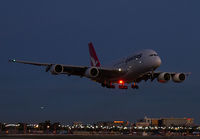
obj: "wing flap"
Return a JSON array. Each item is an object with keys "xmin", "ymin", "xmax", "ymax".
[{"xmin": 62, "ymin": 66, "xmax": 88, "ymax": 76}]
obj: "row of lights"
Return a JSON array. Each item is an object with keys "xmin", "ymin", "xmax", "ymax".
[{"xmin": 3, "ymin": 124, "xmax": 200, "ymax": 131}]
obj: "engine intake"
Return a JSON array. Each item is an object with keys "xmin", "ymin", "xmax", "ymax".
[
  {"xmin": 157, "ymin": 72, "xmax": 171, "ymax": 83},
  {"xmin": 172, "ymin": 73, "xmax": 186, "ymax": 83},
  {"xmin": 50, "ymin": 64, "xmax": 63, "ymax": 75},
  {"xmin": 85, "ymin": 67, "xmax": 99, "ymax": 78}
]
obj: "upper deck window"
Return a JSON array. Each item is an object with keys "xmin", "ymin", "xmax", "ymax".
[
  {"xmin": 135, "ymin": 54, "xmax": 142, "ymax": 59},
  {"xmin": 150, "ymin": 54, "xmax": 158, "ymax": 56},
  {"xmin": 125, "ymin": 53, "xmax": 142, "ymax": 63}
]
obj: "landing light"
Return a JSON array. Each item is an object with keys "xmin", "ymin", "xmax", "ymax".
[
  {"xmin": 118, "ymin": 68, "xmax": 122, "ymax": 71},
  {"xmin": 119, "ymin": 80, "xmax": 124, "ymax": 84}
]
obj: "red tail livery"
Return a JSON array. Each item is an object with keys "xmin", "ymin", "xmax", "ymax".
[{"xmin": 88, "ymin": 42, "xmax": 101, "ymax": 67}]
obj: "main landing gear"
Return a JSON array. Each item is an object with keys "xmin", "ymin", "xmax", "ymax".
[
  {"xmin": 118, "ymin": 81, "xmax": 139, "ymax": 89},
  {"xmin": 118, "ymin": 84, "xmax": 139, "ymax": 89},
  {"xmin": 101, "ymin": 81, "xmax": 139, "ymax": 89},
  {"xmin": 101, "ymin": 83, "xmax": 115, "ymax": 89},
  {"xmin": 131, "ymin": 82, "xmax": 139, "ymax": 89},
  {"xmin": 118, "ymin": 85, "xmax": 128, "ymax": 89}
]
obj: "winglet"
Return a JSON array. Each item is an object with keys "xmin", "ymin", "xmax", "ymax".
[{"xmin": 88, "ymin": 42, "xmax": 101, "ymax": 67}]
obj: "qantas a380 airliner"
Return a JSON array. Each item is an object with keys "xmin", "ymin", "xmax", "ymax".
[{"xmin": 9, "ymin": 42, "xmax": 190, "ymax": 89}]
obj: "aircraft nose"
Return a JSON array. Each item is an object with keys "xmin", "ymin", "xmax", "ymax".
[{"xmin": 155, "ymin": 56, "xmax": 162, "ymax": 67}]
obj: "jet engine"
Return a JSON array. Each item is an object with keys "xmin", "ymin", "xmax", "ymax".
[
  {"xmin": 157, "ymin": 72, "xmax": 171, "ymax": 83},
  {"xmin": 85, "ymin": 67, "xmax": 100, "ymax": 78},
  {"xmin": 172, "ymin": 73, "xmax": 186, "ymax": 83},
  {"xmin": 50, "ymin": 64, "xmax": 64, "ymax": 75}
]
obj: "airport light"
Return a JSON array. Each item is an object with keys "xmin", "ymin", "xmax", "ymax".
[
  {"xmin": 138, "ymin": 126, "xmax": 142, "ymax": 129},
  {"xmin": 134, "ymin": 127, "xmax": 137, "ymax": 129},
  {"xmin": 124, "ymin": 127, "xmax": 128, "ymax": 129},
  {"xmin": 34, "ymin": 124, "xmax": 39, "ymax": 128},
  {"xmin": 5, "ymin": 124, "xmax": 17, "ymax": 127}
]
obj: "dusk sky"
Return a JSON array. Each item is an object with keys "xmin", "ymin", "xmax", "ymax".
[{"xmin": 1, "ymin": 0, "xmax": 200, "ymax": 124}]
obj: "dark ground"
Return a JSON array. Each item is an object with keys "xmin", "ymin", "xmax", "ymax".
[{"xmin": 0, "ymin": 135, "xmax": 200, "ymax": 139}]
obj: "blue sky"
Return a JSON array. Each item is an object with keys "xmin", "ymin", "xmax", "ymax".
[{"xmin": 0, "ymin": 0, "xmax": 200, "ymax": 124}]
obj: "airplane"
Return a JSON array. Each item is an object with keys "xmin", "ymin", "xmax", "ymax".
[{"xmin": 9, "ymin": 42, "xmax": 190, "ymax": 89}]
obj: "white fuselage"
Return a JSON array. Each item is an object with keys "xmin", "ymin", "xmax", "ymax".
[{"xmin": 111, "ymin": 49, "xmax": 162, "ymax": 83}]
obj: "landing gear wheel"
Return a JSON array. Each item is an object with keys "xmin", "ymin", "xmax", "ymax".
[
  {"xmin": 103, "ymin": 82, "xmax": 115, "ymax": 89},
  {"xmin": 135, "ymin": 85, "xmax": 139, "ymax": 89},
  {"xmin": 101, "ymin": 83, "xmax": 106, "ymax": 87},
  {"xmin": 131, "ymin": 83, "xmax": 139, "ymax": 89}
]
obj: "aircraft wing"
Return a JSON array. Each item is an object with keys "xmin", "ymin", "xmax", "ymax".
[
  {"xmin": 9, "ymin": 59, "xmax": 51, "ymax": 66},
  {"xmin": 9, "ymin": 59, "xmax": 126, "ymax": 79},
  {"xmin": 9, "ymin": 59, "xmax": 88, "ymax": 76}
]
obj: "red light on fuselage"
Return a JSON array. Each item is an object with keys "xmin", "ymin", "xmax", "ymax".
[{"xmin": 119, "ymin": 80, "xmax": 124, "ymax": 84}]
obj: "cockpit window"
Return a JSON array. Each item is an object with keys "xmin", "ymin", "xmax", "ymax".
[{"xmin": 150, "ymin": 54, "xmax": 158, "ymax": 56}]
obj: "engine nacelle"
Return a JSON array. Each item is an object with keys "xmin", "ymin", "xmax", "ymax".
[
  {"xmin": 172, "ymin": 73, "xmax": 186, "ymax": 83},
  {"xmin": 50, "ymin": 64, "xmax": 63, "ymax": 75},
  {"xmin": 157, "ymin": 72, "xmax": 171, "ymax": 83},
  {"xmin": 85, "ymin": 67, "xmax": 99, "ymax": 78}
]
